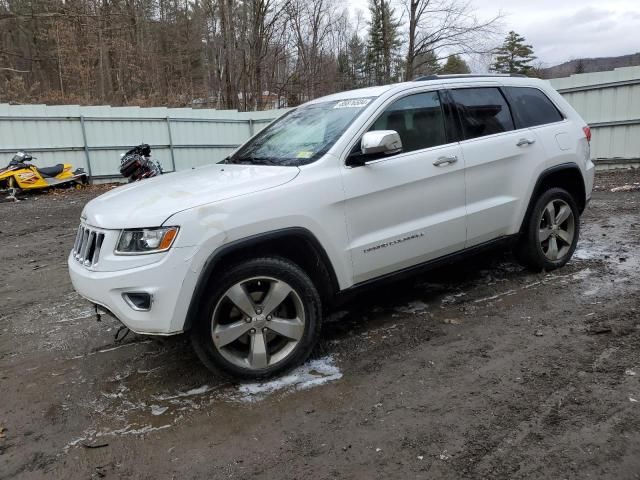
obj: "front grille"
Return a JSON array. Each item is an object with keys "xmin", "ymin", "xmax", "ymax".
[{"xmin": 72, "ymin": 225, "xmax": 105, "ymax": 267}]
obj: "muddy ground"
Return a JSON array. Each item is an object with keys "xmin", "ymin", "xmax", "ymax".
[{"xmin": 1, "ymin": 170, "xmax": 639, "ymax": 480}]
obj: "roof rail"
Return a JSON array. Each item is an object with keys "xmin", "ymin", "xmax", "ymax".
[{"xmin": 413, "ymin": 73, "xmax": 528, "ymax": 81}]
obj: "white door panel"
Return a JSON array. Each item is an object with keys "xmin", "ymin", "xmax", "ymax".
[
  {"xmin": 463, "ymin": 130, "xmax": 546, "ymax": 246},
  {"xmin": 342, "ymin": 143, "xmax": 466, "ymax": 284}
]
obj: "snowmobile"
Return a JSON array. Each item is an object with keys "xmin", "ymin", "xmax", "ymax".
[
  {"xmin": 119, "ymin": 144, "xmax": 163, "ymax": 182},
  {"xmin": 0, "ymin": 151, "xmax": 88, "ymax": 201}
]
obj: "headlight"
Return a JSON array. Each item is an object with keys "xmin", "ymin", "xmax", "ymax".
[{"xmin": 115, "ymin": 226, "xmax": 179, "ymax": 255}]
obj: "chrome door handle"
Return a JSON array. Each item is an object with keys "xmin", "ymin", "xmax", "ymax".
[
  {"xmin": 433, "ymin": 155, "xmax": 458, "ymax": 167},
  {"xmin": 517, "ymin": 138, "xmax": 536, "ymax": 147}
]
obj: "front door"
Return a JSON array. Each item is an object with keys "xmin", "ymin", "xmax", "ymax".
[{"xmin": 340, "ymin": 90, "xmax": 467, "ymax": 284}]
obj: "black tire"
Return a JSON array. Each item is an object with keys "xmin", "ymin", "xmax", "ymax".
[
  {"xmin": 190, "ymin": 256, "xmax": 322, "ymax": 380},
  {"xmin": 515, "ymin": 187, "xmax": 580, "ymax": 271}
]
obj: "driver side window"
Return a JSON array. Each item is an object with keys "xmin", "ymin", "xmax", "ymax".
[{"xmin": 369, "ymin": 91, "xmax": 447, "ymax": 153}]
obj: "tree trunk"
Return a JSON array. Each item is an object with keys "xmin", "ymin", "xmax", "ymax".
[{"xmin": 405, "ymin": 0, "xmax": 417, "ymax": 81}]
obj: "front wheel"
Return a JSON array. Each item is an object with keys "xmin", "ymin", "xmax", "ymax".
[
  {"xmin": 191, "ymin": 257, "xmax": 322, "ymax": 379},
  {"xmin": 515, "ymin": 187, "xmax": 580, "ymax": 271}
]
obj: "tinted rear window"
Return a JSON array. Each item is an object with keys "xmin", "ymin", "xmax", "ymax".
[
  {"xmin": 506, "ymin": 87, "xmax": 564, "ymax": 128},
  {"xmin": 449, "ymin": 87, "xmax": 515, "ymax": 140}
]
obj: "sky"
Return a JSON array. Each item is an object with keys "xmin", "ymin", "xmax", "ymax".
[{"xmin": 348, "ymin": 0, "xmax": 640, "ymax": 67}]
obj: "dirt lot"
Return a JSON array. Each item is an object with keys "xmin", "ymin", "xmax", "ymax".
[{"xmin": 1, "ymin": 170, "xmax": 640, "ymax": 480}]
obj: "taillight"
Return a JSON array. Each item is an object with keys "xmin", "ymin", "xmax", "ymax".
[{"xmin": 583, "ymin": 126, "xmax": 592, "ymax": 143}]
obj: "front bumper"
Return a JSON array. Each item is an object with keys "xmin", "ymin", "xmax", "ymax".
[{"xmin": 68, "ymin": 246, "xmax": 198, "ymax": 335}]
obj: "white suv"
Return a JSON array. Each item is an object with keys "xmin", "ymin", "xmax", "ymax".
[{"xmin": 69, "ymin": 75, "xmax": 594, "ymax": 378}]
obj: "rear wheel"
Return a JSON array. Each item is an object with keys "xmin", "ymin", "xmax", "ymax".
[
  {"xmin": 515, "ymin": 187, "xmax": 580, "ymax": 271},
  {"xmin": 191, "ymin": 256, "xmax": 322, "ymax": 379}
]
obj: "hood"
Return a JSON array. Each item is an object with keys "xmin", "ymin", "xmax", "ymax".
[{"xmin": 82, "ymin": 164, "xmax": 300, "ymax": 229}]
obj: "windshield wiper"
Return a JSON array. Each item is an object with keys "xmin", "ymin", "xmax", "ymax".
[{"xmin": 228, "ymin": 156, "xmax": 279, "ymax": 166}]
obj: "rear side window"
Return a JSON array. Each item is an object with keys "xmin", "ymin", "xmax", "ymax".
[
  {"xmin": 369, "ymin": 91, "xmax": 448, "ymax": 153},
  {"xmin": 506, "ymin": 87, "xmax": 564, "ymax": 128},
  {"xmin": 449, "ymin": 87, "xmax": 514, "ymax": 140}
]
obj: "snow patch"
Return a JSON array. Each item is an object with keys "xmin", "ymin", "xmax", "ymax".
[
  {"xmin": 573, "ymin": 246, "xmax": 606, "ymax": 261},
  {"xmin": 151, "ymin": 405, "xmax": 169, "ymax": 416},
  {"xmin": 234, "ymin": 356, "xmax": 342, "ymax": 402},
  {"xmin": 96, "ymin": 424, "xmax": 172, "ymax": 437},
  {"xmin": 571, "ymin": 268, "xmax": 593, "ymax": 280},
  {"xmin": 64, "ymin": 424, "xmax": 172, "ymax": 451},
  {"xmin": 395, "ymin": 301, "xmax": 429, "ymax": 314},
  {"xmin": 583, "ymin": 286, "xmax": 600, "ymax": 296},
  {"xmin": 441, "ymin": 292, "xmax": 466, "ymax": 306},
  {"xmin": 611, "ymin": 183, "xmax": 640, "ymax": 192},
  {"xmin": 473, "ymin": 289, "xmax": 516, "ymax": 303},
  {"xmin": 153, "ymin": 384, "xmax": 214, "ymax": 401}
]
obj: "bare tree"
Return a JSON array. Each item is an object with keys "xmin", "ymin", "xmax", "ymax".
[
  {"xmin": 246, "ymin": 0, "xmax": 289, "ymax": 110},
  {"xmin": 286, "ymin": 0, "xmax": 341, "ymax": 102},
  {"xmin": 403, "ymin": 0, "xmax": 501, "ymax": 80},
  {"xmin": 0, "ymin": 0, "xmax": 504, "ymax": 108}
]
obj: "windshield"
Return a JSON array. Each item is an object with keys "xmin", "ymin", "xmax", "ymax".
[{"xmin": 225, "ymin": 98, "xmax": 373, "ymax": 166}]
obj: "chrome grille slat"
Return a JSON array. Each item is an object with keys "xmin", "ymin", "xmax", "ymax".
[
  {"xmin": 93, "ymin": 233, "xmax": 105, "ymax": 266},
  {"xmin": 80, "ymin": 230, "xmax": 91, "ymax": 262},
  {"xmin": 72, "ymin": 224, "xmax": 105, "ymax": 268},
  {"xmin": 83, "ymin": 232, "xmax": 95, "ymax": 266},
  {"xmin": 73, "ymin": 227, "xmax": 84, "ymax": 258},
  {"xmin": 73, "ymin": 226, "xmax": 83, "ymax": 253}
]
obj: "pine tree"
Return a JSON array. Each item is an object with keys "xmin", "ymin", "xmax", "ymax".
[
  {"xmin": 366, "ymin": 0, "xmax": 401, "ymax": 85},
  {"xmin": 440, "ymin": 55, "xmax": 471, "ymax": 74},
  {"xmin": 336, "ymin": 51, "xmax": 351, "ymax": 90},
  {"xmin": 412, "ymin": 51, "xmax": 440, "ymax": 77},
  {"xmin": 348, "ymin": 32, "xmax": 368, "ymax": 88},
  {"xmin": 491, "ymin": 31, "xmax": 536, "ymax": 75}
]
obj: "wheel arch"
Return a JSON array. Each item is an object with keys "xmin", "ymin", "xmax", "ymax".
[
  {"xmin": 519, "ymin": 163, "xmax": 586, "ymax": 233},
  {"xmin": 183, "ymin": 227, "xmax": 340, "ymax": 331}
]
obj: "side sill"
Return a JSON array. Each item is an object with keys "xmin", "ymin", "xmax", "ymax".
[{"xmin": 335, "ymin": 234, "xmax": 519, "ymax": 304}]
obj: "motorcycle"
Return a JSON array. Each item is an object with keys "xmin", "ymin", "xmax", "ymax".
[
  {"xmin": 0, "ymin": 151, "xmax": 88, "ymax": 201},
  {"xmin": 119, "ymin": 144, "xmax": 163, "ymax": 182}
]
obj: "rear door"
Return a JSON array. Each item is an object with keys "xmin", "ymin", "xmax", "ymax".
[
  {"xmin": 448, "ymin": 86, "xmax": 547, "ymax": 247},
  {"xmin": 340, "ymin": 89, "xmax": 467, "ymax": 284},
  {"xmin": 503, "ymin": 85, "xmax": 570, "ymax": 161}
]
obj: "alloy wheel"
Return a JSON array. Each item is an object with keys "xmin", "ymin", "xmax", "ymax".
[
  {"xmin": 211, "ymin": 276, "xmax": 305, "ymax": 370},
  {"xmin": 538, "ymin": 199, "xmax": 575, "ymax": 261}
]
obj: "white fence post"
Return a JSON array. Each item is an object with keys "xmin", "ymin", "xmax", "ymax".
[{"xmin": 79, "ymin": 115, "xmax": 93, "ymax": 180}]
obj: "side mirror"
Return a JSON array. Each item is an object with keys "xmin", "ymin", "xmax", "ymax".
[
  {"xmin": 361, "ymin": 130, "xmax": 402, "ymax": 156},
  {"xmin": 346, "ymin": 130, "xmax": 403, "ymax": 167}
]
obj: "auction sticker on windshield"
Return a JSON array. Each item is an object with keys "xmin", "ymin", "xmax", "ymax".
[{"xmin": 333, "ymin": 99, "xmax": 371, "ymax": 109}]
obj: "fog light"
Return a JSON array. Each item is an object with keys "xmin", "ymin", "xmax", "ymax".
[{"xmin": 123, "ymin": 292, "xmax": 152, "ymax": 311}]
